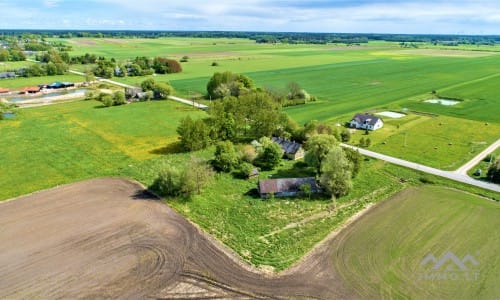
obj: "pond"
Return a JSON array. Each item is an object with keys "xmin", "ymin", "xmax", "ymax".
[
  {"xmin": 424, "ymin": 99, "xmax": 460, "ymax": 106},
  {"xmin": 8, "ymin": 89, "xmax": 87, "ymax": 102},
  {"xmin": 376, "ymin": 111, "xmax": 406, "ymax": 118}
]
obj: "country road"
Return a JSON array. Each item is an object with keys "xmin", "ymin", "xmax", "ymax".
[
  {"xmin": 341, "ymin": 143, "xmax": 500, "ymax": 193},
  {"xmin": 454, "ymin": 139, "xmax": 500, "ymax": 175}
]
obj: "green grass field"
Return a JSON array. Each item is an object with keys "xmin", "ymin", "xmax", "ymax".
[
  {"xmin": 0, "ymin": 100, "xmax": 205, "ymax": 200},
  {"xmin": 356, "ymin": 114, "xmax": 500, "ymax": 170},
  {"xmin": 331, "ymin": 185, "xmax": 499, "ymax": 299}
]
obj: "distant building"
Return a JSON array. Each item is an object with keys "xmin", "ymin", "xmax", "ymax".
[
  {"xmin": 258, "ymin": 177, "xmax": 320, "ymax": 198},
  {"xmin": 271, "ymin": 137, "xmax": 305, "ymax": 160},
  {"xmin": 0, "ymin": 88, "xmax": 10, "ymax": 94},
  {"xmin": 46, "ymin": 82, "xmax": 74, "ymax": 89},
  {"xmin": 19, "ymin": 86, "xmax": 41, "ymax": 94},
  {"xmin": 349, "ymin": 113, "xmax": 383, "ymax": 131},
  {"xmin": 0, "ymin": 72, "xmax": 16, "ymax": 79},
  {"xmin": 125, "ymin": 87, "xmax": 150, "ymax": 101}
]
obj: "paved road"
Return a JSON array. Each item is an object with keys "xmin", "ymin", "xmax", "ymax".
[
  {"xmin": 340, "ymin": 143, "xmax": 500, "ymax": 193},
  {"xmin": 454, "ymin": 139, "xmax": 500, "ymax": 175}
]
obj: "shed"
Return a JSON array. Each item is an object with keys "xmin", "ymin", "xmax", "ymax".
[{"xmin": 258, "ymin": 177, "xmax": 320, "ymax": 198}]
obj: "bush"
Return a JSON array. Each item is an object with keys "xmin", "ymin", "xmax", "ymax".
[
  {"xmin": 150, "ymin": 166, "xmax": 182, "ymax": 197},
  {"xmin": 212, "ymin": 141, "xmax": 239, "ymax": 172},
  {"xmin": 101, "ymin": 94, "xmax": 114, "ymax": 107},
  {"xmin": 113, "ymin": 91, "xmax": 126, "ymax": 105},
  {"xmin": 235, "ymin": 162, "xmax": 255, "ymax": 179},
  {"xmin": 211, "ymin": 61, "xmax": 219, "ymax": 66}
]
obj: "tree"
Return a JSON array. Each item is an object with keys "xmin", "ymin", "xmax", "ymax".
[
  {"xmin": 101, "ymin": 94, "xmax": 114, "ymax": 107},
  {"xmin": 141, "ymin": 78, "xmax": 156, "ymax": 91},
  {"xmin": 150, "ymin": 165, "xmax": 182, "ymax": 197},
  {"xmin": 236, "ymin": 162, "xmax": 255, "ymax": 179},
  {"xmin": 113, "ymin": 91, "xmax": 126, "ymax": 105},
  {"xmin": 320, "ymin": 147, "xmax": 353, "ymax": 198},
  {"xmin": 254, "ymin": 137, "xmax": 282, "ymax": 170},
  {"xmin": 212, "ymin": 141, "xmax": 239, "ymax": 172},
  {"xmin": 487, "ymin": 158, "xmax": 500, "ymax": 183},
  {"xmin": 359, "ymin": 137, "xmax": 365, "ymax": 147},
  {"xmin": 206, "ymin": 71, "xmax": 255, "ymax": 99},
  {"xmin": 340, "ymin": 128, "xmax": 351, "ymax": 142},
  {"xmin": 287, "ymin": 81, "xmax": 302, "ymax": 99},
  {"xmin": 304, "ymin": 134, "xmax": 338, "ymax": 174},
  {"xmin": 154, "ymin": 82, "xmax": 173, "ymax": 99},
  {"xmin": 177, "ymin": 116, "xmax": 211, "ymax": 151},
  {"xmin": 365, "ymin": 138, "xmax": 371, "ymax": 147},
  {"xmin": 343, "ymin": 147, "xmax": 363, "ymax": 178},
  {"xmin": 182, "ymin": 157, "xmax": 214, "ymax": 195}
]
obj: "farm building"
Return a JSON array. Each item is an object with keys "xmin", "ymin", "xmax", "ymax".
[
  {"xmin": 349, "ymin": 113, "xmax": 383, "ymax": 131},
  {"xmin": 125, "ymin": 87, "xmax": 150, "ymax": 101},
  {"xmin": 19, "ymin": 86, "xmax": 41, "ymax": 94},
  {"xmin": 258, "ymin": 177, "xmax": 320, "ymax": 198},
  {"xmin": 0, "ymin": 88, "xmax": 10, "ymax": 94},
  {"xmin": 46, "ymin": 82, "xmax": 74, "ymax": 89},
  {"xmin": 272, "ymin": 137, "xmax": 305, "ymax": 160},
  {"xmin": 0, "ymin": 72, "xmax": 16, "ymax": 79}
]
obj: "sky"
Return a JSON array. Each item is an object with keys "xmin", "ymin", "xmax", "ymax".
[{"xmin": 0, "ymin": 0, "xmax": 498, "ymax": 35}]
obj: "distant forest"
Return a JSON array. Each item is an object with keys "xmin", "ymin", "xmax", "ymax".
[{"xmin": 0, "ymin": 30, "xmax": 498, "ymax": 45}]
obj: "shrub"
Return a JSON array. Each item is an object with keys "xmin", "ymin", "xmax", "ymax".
[
  {"xmin": 211, "ymin": 61, "xmax": 219, "ymax": 66},
  {"xmin": 101, "ymin": 94, "xmax": 114, "ymax": 107}
]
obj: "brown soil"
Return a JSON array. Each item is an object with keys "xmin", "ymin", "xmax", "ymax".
[{"xmin": 0, "ymin": 178, "xmax": 355, "ymax": 299}]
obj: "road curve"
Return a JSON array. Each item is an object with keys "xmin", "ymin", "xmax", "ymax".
[{"xmin": 340, "ymin": 143, "xmax": 500, "ymax": 193}]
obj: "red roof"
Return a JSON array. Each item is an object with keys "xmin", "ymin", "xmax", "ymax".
[
  {"xmin": 20, "ymin": 86, "xmax": 41, "ymax": 93},
  {"xmin": 0, "ymin": 88, "xmax": 9, "ymax": 93}
]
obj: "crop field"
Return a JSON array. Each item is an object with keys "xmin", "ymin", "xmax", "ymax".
[
  {"xmin": 331, "ymin": 185, "xmax": 500, "ymax": 299},
  {"xmin": 0, "ymin": 61, "xmax": 35, "ymax": 72},
  {"xmin": 0, "ymin": 100, "xmax": 205, "ymax": 200}
]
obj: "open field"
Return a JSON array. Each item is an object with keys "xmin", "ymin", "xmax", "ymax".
[
  {"xmin": 350, "ymin": 114, "xmax": 500, "ymax": 170},
  {"xmin": 0, "ymin": 61, "xmax": 35, "ymax": 72},
  {"xmin": 331, "ymin": 185, "xmax": 500, "ymax": 299},
  {"xmin": 403, "ymin": 73, "xmax": 500, "ymax": 123},
  {"xmin": 0, "ymin": 100, "xmax": 205, "ymax": 200},
  {"xmin": 0, "ymin": 178, "xmax": 352, "ymax": 299}
]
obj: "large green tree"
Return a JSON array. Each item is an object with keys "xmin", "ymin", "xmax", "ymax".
[
  {"xmin": 254, "ymin": 137, "xmax": 282, "ymax": 171},
  {"xmin": 206, "ymin": 71, "xmax": 255, "ymax": 99},
  {"xmin": 212, "ymin": 141, "xmax": 239, "ymax": 172},
  {"xmin": 177, "ymin": 116, "xmax": 211, "ymax": 151},
  {"xmin": 320, "ymin": 147, "xmax": 353, "ymax": 199},
  {"xmin": 304, "ymin": 134, "xmax": 339, "ymax": 174}
]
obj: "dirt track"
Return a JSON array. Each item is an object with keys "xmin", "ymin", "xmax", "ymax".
[{"xmin": 0, "ymin": 178, "xmax": 354, "ymax": 299}]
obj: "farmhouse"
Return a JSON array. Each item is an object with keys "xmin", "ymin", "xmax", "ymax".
[
  {"xmin": 258, "ymin": 177, "xmax": 320, "ymax": 198},
  {"xmin": 349, "ymin": 113, "xmax": 383, "ymax": 131},
  {"xmin": 272, "ymin": 137, "xmax": 305, "ymax": 160},
  {"xmin": 19, "ymin": 86, "xmax": 41, "ymax": 94}
]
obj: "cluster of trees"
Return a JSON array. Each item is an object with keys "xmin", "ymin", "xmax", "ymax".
[
  {"xmin": 150, "ymin": 157, "xmax": 214, "ymax": 197},
  {"xmin": 91, "ymin": 56, "xmax": 182, "ymax": 79},
  {"xmin": 359, "ymin": 137, "xmax": 371, "ymax": 147},
  {"xmin": 265, "ymin": 81, "xmax": 316, "ymax": 107},
  {"xmin": 206, "ymin": 71, "xmax": 255, "ymax": 99},
  {"xmin": 0, "ymin": 48, "xmax": 26, "ymax": 61},
  {"xmin": 140, "ymin": 78, "xmax": 174, "ymax": 99},
  {"xmin": 87, "ymin": 90, "xmax": 126, "ymax": 107},
  {"xmin": 69, "ymin": 53, "xmax": 98, "ymax": 64},
  {"xmin": 304, "ymin": 134, "xmax": 362, "ymax": 198},
  {"xmin": 212, "ymin": 138, "xmax": 282, "ymax": 178}
]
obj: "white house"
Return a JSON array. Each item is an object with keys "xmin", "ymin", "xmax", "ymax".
[{"xmin": 349, "ymin": 113, "xmax": 384, "ymax": 131}]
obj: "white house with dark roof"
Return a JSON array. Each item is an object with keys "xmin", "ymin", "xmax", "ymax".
[{"xmin": 349, "ymin": 113, "xmax": 383, "ymax": 131}]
